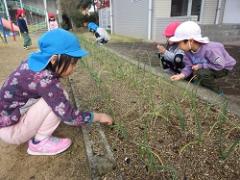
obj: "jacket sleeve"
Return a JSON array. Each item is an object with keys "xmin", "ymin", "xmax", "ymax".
[
  {"xmin": 181, "ymin": 55, "xmax": 193, "ymax": 78},
  {"xmin": 163, "ymin": 50, "xmax": 175, "ymax": 62},
  {"xmin": 36, "ymin": 76, "xmax": 93, "ymax": 126},
  {"xmin": 201, "ymin": 49, "xmax": 225, "ymax": 70},
  {"xmin": 163, "ymin": 47, "xmax": 184, "ymax": 63}
]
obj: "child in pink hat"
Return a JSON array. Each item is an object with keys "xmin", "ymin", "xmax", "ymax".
[
  {"xmin": 157, "ymin": 21, "xmax": 185, "ymax": 74},
  {"xmin": 48, "ymin": 13, "xmax": 59, "ymax": 30}
]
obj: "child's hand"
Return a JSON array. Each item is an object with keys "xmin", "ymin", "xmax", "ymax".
[
  {"xmin": 170, "ymin": 73, "xmax": 185, "ymax": 81},
  {"xmin": 157, "ymin": 44, "xmax": 166, "ymax": 54},
  {"xmin": 93, "ymin": 113, "xmax": 113, "ymax": 125},
  {"xmin": 192, "ymin": 64, "xmax": 201, "ymax": 71}
]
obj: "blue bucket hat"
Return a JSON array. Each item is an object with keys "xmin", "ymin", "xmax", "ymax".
[
  {"xmin": 87, "ymin": 22, "xmax": 98, "ymax": 32},
  {"xmin": 28, "ymin": 28, "xmax": 88, "ymax": 72}
]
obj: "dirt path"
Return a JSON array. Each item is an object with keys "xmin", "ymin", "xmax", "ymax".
[{"xmin": 0, "ymin": 36, "xmax": 90, "ymax": 179}]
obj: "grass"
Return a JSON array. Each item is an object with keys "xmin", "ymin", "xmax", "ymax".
[
  {"xmin": 111, "ymin": 122, "xmax": 129, "ymax": 140},
  {"xmin": 74, "ymin": 32, "xmax": 240, "ymax": 179},
  {"xmin": 190, "ymin": 90, "xmax": 203, "ymax": 142},
  {"xmin": 173, "ymin": 102, "xmax": 187, "ymax": 132}
]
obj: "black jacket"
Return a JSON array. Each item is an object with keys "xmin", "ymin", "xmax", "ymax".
[{"xmin": 17, "ymin": 18, "xmax": 28, "ymax": 33}]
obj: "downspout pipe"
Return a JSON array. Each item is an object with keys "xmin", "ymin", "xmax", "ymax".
[
  {"xmin": 215, "ymin": 0, "xmax": 222, "ymax": 24},
  {"xmin": 187, "ymin": 0, "xmax": 193, "ymax": 20},
  {"xmin": 110, "ymin": 0, "xmax": 113, "ymax": 34},
  {"xmin": 147, "ymin": 0, "xmax": 152, "ymax": 40}
]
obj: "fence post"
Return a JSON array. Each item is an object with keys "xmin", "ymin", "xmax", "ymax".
[{"xmin": 0, "ymin": 16, "xmax": 8, "ymax": 43}]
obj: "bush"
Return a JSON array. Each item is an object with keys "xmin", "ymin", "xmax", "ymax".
[{"xmin": 71, "ymin": 11, "xmax": 99, "ymax": 28}]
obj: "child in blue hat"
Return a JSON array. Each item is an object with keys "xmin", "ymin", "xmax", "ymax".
[
  {"xmin": 0, "ymin": 29, "xmax": 112, "ymax": 155},
  {"xmin": 87, "ymin": 22, "xmax": 110, "ymax": 44}
]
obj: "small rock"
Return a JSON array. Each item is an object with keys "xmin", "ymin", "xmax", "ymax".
[
  {"xmin": 224, "ymin": 165, "xmax": 229, "ymax": 170},
  {"xmin": 124, "ymin": 157, "xmax": 130, "ymax": 164}
]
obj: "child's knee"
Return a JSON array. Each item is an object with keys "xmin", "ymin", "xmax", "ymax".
[{"xmin": 196, "ymin": 69, "xmax": 212, "ymax": 79}]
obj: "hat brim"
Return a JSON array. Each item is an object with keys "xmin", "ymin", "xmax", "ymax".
[
  {"xmin": 28, "ymin": 49, "xmax": 89, "ymax": 72},
  {"xmin": 169, "ymin": 36, "xmax": 209, "ymax": 44},
  {"xmin": 193, "ymin": 37, "xmax": 209, "ymax": 44},
  {"xmin": 28, "ymin": 51, "xmax": 52, "ymax": 72},
  {"xmin": 65, "ymin": 48, "xmax": 88, "ymax": 58},
  {"xmin": 169, "ymin": 36, "xmax": 184, "ymax": 42}
]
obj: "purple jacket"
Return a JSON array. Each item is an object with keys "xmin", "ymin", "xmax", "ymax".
[
  {"xmin": 0, "ymin": 60, "xmax": 93, "ymax": 128},
  {"xmin": 181, "ymin": 42, "xmax": 236, "ymax": 77}
]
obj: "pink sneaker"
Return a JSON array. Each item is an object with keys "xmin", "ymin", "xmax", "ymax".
[{"xmin": 27, "ymin": 136, "xmax": 72, "ymax": 156}]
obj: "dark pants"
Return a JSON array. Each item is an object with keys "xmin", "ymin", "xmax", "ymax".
[
  {"xmin": 195, "ymin": 69, "xmax": 229, "ymax": 93},
  {"xmin": 22, "ymin": 32, "xmax": 32, "ymax": 48},
  {"xmin": 160, "ymin": 57, "xmax": 184, "ymax": 74},
  {"xmin": 99, "ymin": 39, "xmax": 108, "ymax": 44}
]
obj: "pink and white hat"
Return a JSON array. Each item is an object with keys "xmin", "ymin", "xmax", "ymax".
[{"xmin": 169, "ymin": 21, "xmax": 209, "ymax": 43}]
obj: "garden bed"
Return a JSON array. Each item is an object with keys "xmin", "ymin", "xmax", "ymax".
[
  {"xmin": 70, "ymin": 33, "xmax": 240, "ymax": 180},
  {"xmin": 105, "ymin": 38, "xmax": 240, "ymax": 106}
]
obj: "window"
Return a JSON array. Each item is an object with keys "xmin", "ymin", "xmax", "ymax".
[
  {"xmin": 191, "ymin": 0, "xmax": 202, "ymax": 20},
  {"xmin": 171, "ymin": 0, "xmax": 202, "ymax": 20},
  {"xmin": 171, "ymin": 0, "xmax": 189, "ymax": 16}
]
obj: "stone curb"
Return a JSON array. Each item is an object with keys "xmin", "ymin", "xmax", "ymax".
[{"xmin": 68, "ymin": 78, "xmax": 119, "ymax": 180}]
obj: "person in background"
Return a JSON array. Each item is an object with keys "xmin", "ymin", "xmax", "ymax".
[
  {"xmin": 61, "ymin": 14, "xmax": 72, "ymax": 31},
  {"xmin": 48, "ymin": 13, "xmax": 59, "ymax": 30},
  {"xmin": 157, "ymin": 21, "xmax": 185, "ymax": 74},
  {"xmin": 170, "ymin": 21, "xmax": 236, "ymax": 94},
  {"xmin": 16, "ymin": 9, "xmax": 32, "ymax": 50},
  {"xmin": 88, "ymin": 22, "xmax": 110, "ymax": 45}
]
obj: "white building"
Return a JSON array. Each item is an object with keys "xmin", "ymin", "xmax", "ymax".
[{"xmin": 99, "ymin": 0, "xmax": 240, "ymax": 42}]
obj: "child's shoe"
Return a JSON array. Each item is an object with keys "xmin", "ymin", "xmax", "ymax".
[{"xmin": 27, "ymin": 136, "xmax": 72, "ymax": 156}]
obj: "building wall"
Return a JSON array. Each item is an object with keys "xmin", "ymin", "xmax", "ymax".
[
  {"xmin": 110, "ymin": 0, "xmax": 238, "ymax": 42},
  {"xmin": 222, "ymin": 0, "xmax": 240, "ymax": 23},
  {"xmin": 152, "ymin": 16, "xmax": 198, "ymax": 43},
  {"xmin": 99, "ymin": 7, "xmax": 110, "ymax": 30},
  {"xmin": 153, "ymin": 0, "xmax": 171, "ymax": 18},
  {"xmin": 112, "ymin": 0, "xmax": 149, "ymax": 39},
  {"xmin": 200, "ymin": 0, "xmax": 218, "ymax": 24}
]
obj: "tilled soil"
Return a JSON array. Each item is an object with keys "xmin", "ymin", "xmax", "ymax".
[{"xmin": 72, "ymin": 34, "xmax": 240, "ymax": 180}]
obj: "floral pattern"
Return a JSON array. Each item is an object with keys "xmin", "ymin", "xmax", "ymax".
[
  {"xmin": 4, "ymin": 91, "xmax": 13, "ymax": 99},
  {"xmin": 0, "ymin": 61, "xmax": 93, "ymax": 128},
  {"xmin": 55, "ymin": 102, "xmax": 66, "ymax": 116},
  {"xmin": 28, "ymin": 82, "xmax": 37, "ymax": 90},
  {"xmin": 10, "ymin": 78, "xmax": 18, "ymax": 86}
]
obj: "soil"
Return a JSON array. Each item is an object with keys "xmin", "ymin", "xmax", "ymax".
[
  {"xmin": 74, "ymin": 33, "xmax": 240, "ymax": 180},
  {"xmin": 1, "ymin": 31, "xmax": 240, "ymax": 180},
  {"xmin": 0, "ymin": 36, "xmax": 91, "ymax": 180}
]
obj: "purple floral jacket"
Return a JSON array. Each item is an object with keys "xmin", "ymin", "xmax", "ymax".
[{"xmin": 0, "ymin": 60, "xmax": 93, "ymax": 128}]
